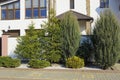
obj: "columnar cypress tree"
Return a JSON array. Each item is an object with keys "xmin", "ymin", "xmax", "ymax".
[
  {"xmin": 93, "ymin": 10, "xmax": 120, "ymax": 69},
  {"xmin": 60, "ymin": 11, "xmax": 80, "ymax": 59}
]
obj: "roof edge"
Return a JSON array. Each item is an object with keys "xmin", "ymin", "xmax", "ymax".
[
  {"xmin": 57, "ymin": 10, "xmax": 93, "ymax": 21},
  {"xmin": 0, "ymin": 0, "xmax": 17, "ymax": 6}
]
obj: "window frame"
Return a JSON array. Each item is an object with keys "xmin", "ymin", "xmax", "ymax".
[
  {"xmin": 1, "ymin": 1, "xmax": 20, "ymax": 20},
  {"xmin": 25, "ymin": 0, "xmax": 47, "ymax": 19}
]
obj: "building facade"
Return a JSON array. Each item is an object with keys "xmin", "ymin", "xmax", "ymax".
[{"xmin": 0, "ymin": 0, "xmax": 119, "ymax": 57}]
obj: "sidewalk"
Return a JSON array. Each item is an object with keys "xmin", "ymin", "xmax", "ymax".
[{"xmin": 0, "ymin": 68, "xmax": 120, "ymax": 80}]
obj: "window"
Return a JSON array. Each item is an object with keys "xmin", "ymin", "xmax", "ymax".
[
  {"xmin": 40, "ymin": 0, "xmax": 47, "ymax": 17},
  {"xmin": 25, "ymin": 0, "xmax": 47, "ymax": 19},
  {"xmin": 3, "ymin": 30, "xmax": 20, "ymax": 37},
  {"xmin": 100, "ymin": 0, "xmax": 109, "ymax": 8},
  {"xmin": 15, "ymin": 1, "xmax": 20, "ymax": 19},
  {"xmin": 70, "ymin": 0, "xmax": 74, "ymax": 9},
  {"xmin": 1, "ymin": 0, "xmax": 20, "ymax": 20},
  {"xmin": 1, "ymin": 10, "xmax": 6, "ymax": 20}
]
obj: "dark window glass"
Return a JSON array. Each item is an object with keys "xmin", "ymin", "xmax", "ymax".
[
  {"xmin": 8, "ymin": 4, "xmax": 13, "ymax": 9},
  {"xmin": 40, "ymin": 0, "xmax": 46, "ymax": 7},
  {"xmin": 8, "ymin": 10, "xmax": 14, "ymax": 19},
  {"xmin": 15, "ymin": 1, "xmax": 20, "ymax": 19},
  {"xmin": 40, "ymin": 9, "xmax": 46, "ymax": 17},
  {"xmin": 1, "ymin": 5, "xmax": 6, "ymax": 9},
  {"xmin": 15, "ymin": 1, "xmax": 20, "ymax": 9},
  {"xmin": 100, "ymin": 1, "xmax": 105, "ymax": 8},
  {"xmin": 25, "ymin": 0, "xmax": 31, "ymax": 8},
  {"xmin": 2, "ymin": 10, "xmax": 6, "ymax": 20},
  {"xmin": 70, "ymin": 0, "xmax": 74, "ymax": 9},
  {"xmin": 33, "ymin": 0, "xmax": 38, "ymax": 8},
  {"xmin": 33, "ymin": 8, "xmax": 39, "ymax": 18},
  {"xmin": 100, "ymin": 0, "xmax": 109, "ymax": 8},
  {"xmin": 26, "ymin": 9, "xmax": 32, "ymax": 19},
  {"xmin": 105, "ymin": 0, "xmax": 109, "ymax": 8},
  {"xmin": 44, "ymin": 0, "xmax": 47, "ymax": 7},
  {"xmin": 15, "ymin": 10, "xmax": 20, "ymax": 19}
]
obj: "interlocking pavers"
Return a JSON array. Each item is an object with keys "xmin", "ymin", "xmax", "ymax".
[{"xmin": 0, "ymin": 68, "xmax": 119, "ymax": 80}]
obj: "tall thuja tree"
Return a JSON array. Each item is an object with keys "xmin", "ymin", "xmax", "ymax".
[
  {"xmin": 93, "ymin": 9, "xmax": 120, "ymax": 69},
  {"xmin": 15, "ymin": 23, "xmax": 41, "ymax": 59},
  {"xmin": 41, "ymin": 9, "xmax": 62, "ymax": 63},
  {"xmin": 60, "ymin": 11, "xmax": 80, "ymax": 59}
]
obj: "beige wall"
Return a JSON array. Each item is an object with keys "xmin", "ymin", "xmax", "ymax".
[
  {"xmin": 79, "ymin": 21, "xmax": 86, "ymax": 35},
  {"xmin": 79, "ymin": 20, "xmax": 91, "ymax": 35},
  {"xmin": 86, "ymin": 21, "xmax": 91, "ymax": 35}
]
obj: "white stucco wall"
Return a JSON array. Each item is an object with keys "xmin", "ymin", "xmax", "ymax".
[
  {"xmin": 0, "ymin": 0, "xmax": 120, "ymax": 35},
  {"xmin": 74, "ymin": 0, "xmax": 86, "ymax": 14},
  {"xmin": 0, "ymin": 0, "xmax": 88, "ymax": 36},
  {"xmin": 0, "ymin": 0, "xmax": 48, "ymax": 37},
  {"xmin": 56, "ymin": 0, "xmax": 70, "ymax": 15},
  {"xmin": 0, "ymin": 19, "xmax": 47, "ymax": 37},
  {"xmin": 56, "ymin": 0, "xmax": 87, "ymax": 16},
  {"xmin": 90, "ymin": 0, "xmax": 103, "ymax": 28},
  {"xmin": 8, "ymin": 37, "xmax": 18, "ymax": 58},
  {"xmin": 90, "ymin": 0, "xmax": 120, "ymax": 28},
  {"xmin": 79, "ymin": 21, "xmax": 86, "ymax": 35},
  {"xmin": 0, "ymin": 0, "xmax": 88, "ymax": 37}
]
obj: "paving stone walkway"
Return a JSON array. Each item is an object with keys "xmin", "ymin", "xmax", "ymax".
[{"xmin": 0, "ymin": 68, "xmax": 120, "ymax": 80}]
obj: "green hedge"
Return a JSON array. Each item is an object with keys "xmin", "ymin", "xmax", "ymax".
[
  {"xmin": 0, "ymin": 56, "xmax": 21, "ymax": 68},
  {"xmin": 28, "ymin": 59, "xmax": 50, "ymax": 68},
  {"xmin": 0, "ymin": 57, "xmax": 4, "ymax": 67},
  {"xmin": 66, "ymin": 56, "xmax": 84, "ymax": 68}
]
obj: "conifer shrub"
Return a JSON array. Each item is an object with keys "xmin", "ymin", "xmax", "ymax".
[
  {"xmin": 41, "ymin": 9, "xmax": 62, "ymax": 63},
  {"xmin": 66, "ymin": 56, "xmax": 84, "ymax": 68},
  {"xmin": 0, "ymin": 57, "xmax": 4, "ymax": 67},
  {"xmin": 11, "ymin": 59, "xmax": 21, "ymax": 68},
  {"xmin": 77, "ymin": 36, "xmax": 94, "ymax": 65},
  {"xmin": 93, "ymin": 9, "xmax": 120, "ymax": 69},
  {"xmin": 0, "ymin": 56, "xmax": 21, "ymax": 68},
  {"xmin": 1, "ymin": 56, "xmax": 13, "ymax": 67},
  {"xmin": 0, "ymin": 61, "xmax": 2, "ymax": 67},
  {"xmin": 118, "ymin": 56, "xmax": 120, "ymax": 62},
  {"xmin": 28, "ymin": 59, "xmax": 50, "ymax": 68},
  {"xmin": 60, "ymin": 11, "xmax": 80, "ymax": 60},
  {"xmin": 15, "ymin": 23, "xmax": 41, "ymax": 59}
]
